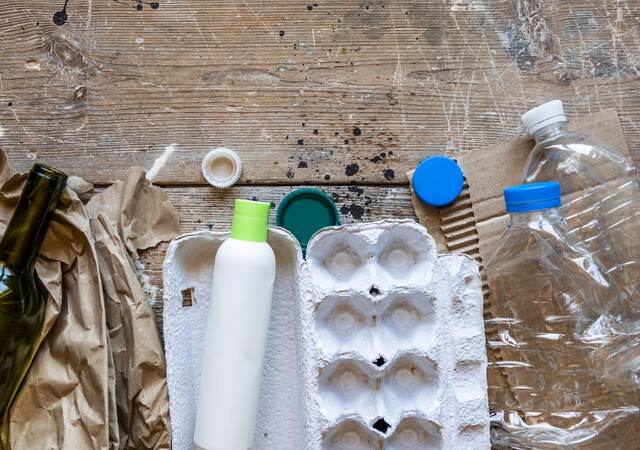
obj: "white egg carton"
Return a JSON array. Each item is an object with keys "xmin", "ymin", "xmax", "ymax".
[{"xmin": 163, "ymin": 220, "xmax": 489, "ymax": 450}]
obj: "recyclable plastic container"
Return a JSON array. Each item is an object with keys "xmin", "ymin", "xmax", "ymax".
[
  {"xmin": 521, "ymin": 100, "xmax": 640, "ymax": 326},
  {"xmin": 484, "ymin": 182, "xmax": 640, "ymax": 448},
  {"xmin": 194, "ymin": 199, "xmax": 276, "ymax": 450}
]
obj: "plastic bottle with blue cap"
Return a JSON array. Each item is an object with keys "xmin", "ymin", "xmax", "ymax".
[{"xmin": 483, "ymin": 181, "xmax": 640, "ymax": 449}]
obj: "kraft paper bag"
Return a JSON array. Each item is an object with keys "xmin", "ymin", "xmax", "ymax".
[{"xmin": 0, "ymin": 155, "xmax": 177, "ymax": 450}]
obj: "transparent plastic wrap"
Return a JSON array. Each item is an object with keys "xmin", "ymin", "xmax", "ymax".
[
  {"xmin": 484, "ymin": 182, "xmax": 640, "ymax": 449},
  {"xmin": 522, "ymin": 101, "xmax": 640, "ymax": 379}
]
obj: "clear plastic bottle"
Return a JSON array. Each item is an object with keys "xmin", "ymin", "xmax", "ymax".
[
  {"xmin": 484, "ymin": 182, "xmax": 639, "ymax": 449},
  {"xmin": 521, "ymin": 100, "xmax": 640, "ymax": 322}
]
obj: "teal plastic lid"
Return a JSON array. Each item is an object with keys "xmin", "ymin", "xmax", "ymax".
[{"xmin": 276, "ymin": 188, "xmax": 340, "ymax": 255}]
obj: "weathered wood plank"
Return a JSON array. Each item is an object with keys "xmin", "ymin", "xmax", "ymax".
[
  {"xmin": 138, "ymin": 184, "xmax": 417, "ymax": 331},
  {"xmin": 1, "ymin": 0, "xmax": 639, "ymax": 184}
]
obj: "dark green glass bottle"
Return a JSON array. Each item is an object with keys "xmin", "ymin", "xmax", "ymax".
[{"xmin": 0, "ymin": 163, "xmax": 67, "ymax": 420}]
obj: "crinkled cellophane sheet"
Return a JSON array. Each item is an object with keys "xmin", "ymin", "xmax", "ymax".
[{"xmin": 408, "ymin": 109, "xmax": 640, "ymax": 449}]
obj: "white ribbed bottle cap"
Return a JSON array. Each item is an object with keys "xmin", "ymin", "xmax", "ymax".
[
  {"xmin": 201, "ymin": 147, "xmax": 242, "ymax": 189},
  {"xmin": 521, "ymin": 100, "xmax": 567, "ymax": 135}
]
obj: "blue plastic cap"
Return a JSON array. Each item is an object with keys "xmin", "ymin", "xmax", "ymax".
[
  {"xmin": 504, "ymin": 182, "xmax": 561, "ymax": 213},
  {"xmin": 412, "ymin": 156, "xmax": 464, "ymax": 208}
]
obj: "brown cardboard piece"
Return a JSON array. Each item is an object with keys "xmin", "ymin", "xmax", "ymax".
[
  {"xmin": 0, "ymin": 157, "xmax": 177, "ymax": 449},
  {"xmin": 407, "ymin": 109, "xmax": 630, "ymax": 263}
]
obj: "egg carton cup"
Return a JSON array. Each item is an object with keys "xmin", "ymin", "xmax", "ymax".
[{"xmin": 163, "ymin": 220, "xmax": 489, "ymax": 450}]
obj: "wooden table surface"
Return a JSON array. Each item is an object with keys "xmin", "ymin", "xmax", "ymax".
[{"xmin": 1, "ymin": 0, "xmax": 639, "ymax": 330}]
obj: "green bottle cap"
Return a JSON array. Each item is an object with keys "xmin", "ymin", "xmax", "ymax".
[
  {"xmin": 230, "ymin": 199, "xmax": 271, "ymax": 242},
  {"xmin": 276, "ymin": 188, "xmax": 340, "ymax": 255}
]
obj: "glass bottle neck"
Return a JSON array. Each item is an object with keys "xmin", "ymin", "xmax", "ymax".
[
  {"xmin": 532, "ymin": 121, "xmax": 568, "ymax": 143},
  {"xmin": 0, "ymin": 165, "xmax": 67, "ymax": 272}
]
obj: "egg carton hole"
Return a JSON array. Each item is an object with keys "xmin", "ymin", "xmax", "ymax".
[
  {"xmin": 372, "ymin": 417, "xmax": 391, "ymax": 434},
  {"xmin": 372, "ymin": 355, "xmax": 386, "ymax": 367}
]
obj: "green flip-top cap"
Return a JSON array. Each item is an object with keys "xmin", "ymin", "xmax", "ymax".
[
  {"xmin": 230, "ymin": 199, "xmax": 271, "ymax": 243},
  {"xmin": 276, "ymin": 188, "xmax": 340, "ymax": 255}
]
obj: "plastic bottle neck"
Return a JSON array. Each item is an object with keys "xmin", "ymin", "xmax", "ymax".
[
  {"xmin": 532, "ymin": 121, "xmax": 568, "ymax": 143},
  {"xmin": 509, "ymin": 208, "xmax": 563, "ymax": 229}
]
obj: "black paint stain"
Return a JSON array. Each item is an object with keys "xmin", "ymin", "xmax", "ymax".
[
  {"xmin": 369, "ymin": 285, "xmax": 380, "ymax": 296},
  {"xmin": 286, "ymin": 169, "xmax": 295, "ymax": 179},
  {"xmin": 53, "ymin": 0, "xmax": 70, "ymax": 26},
  {"xmin": 313, "ymin": 129, "xmax": 319, "ymax": 135},
  {"xmin": 373, "ymin": 355, "xmax": 386, "ymax": 366},
  {"xmin": 306, "ymin": 4, "xmax": 314, "ymax": 10},
  {"xmin": 297, "ymin": 161, "xmax": 308, "ymax": 168},
  {"xmin": 279, "ymin": 30, "xmax": 285, "ymax": 37},
  {"xmin": 324, "ymin": 174, "xmax": 331, "ymax": 181},
  {"xmin": 383, "ymin": 169, "xmax": 395, "ymax": 180},
  {"xmin": 348, "ymin": 185, "xmax": 364, "ymax": 196},
  {"xmin": 372, "ymin": 418, "xmax": 391, "ymax": 434},
  {"xmin": 297, "ymin": 139, "xmax": 304, "ymax": 145},
  {"xmin": 344, "ymin": 139, "xmax": 350, "ymax": 145},
  {"xmin": 353, "ymin": 126, "xmax": 362, "ymax": 136},
  {"xmin": 115, "ymin": 0, "xmax": 160, "ymax": 11},
  {"xmin": 340, "ymin": 203, "xmax": 365, "ymax": 220},
  {"xmin": 270, "ymin": 202, "xmax": 276, "ymax": 208},
  {"xmin": 345, "ymin": 163, "xmax": 359, "ymax": 176}
]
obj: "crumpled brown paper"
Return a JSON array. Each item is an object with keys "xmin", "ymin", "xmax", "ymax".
[
  {"xmin": 87, "ymin": 167, "xmax": 177, "ymax": 449},
  {"xmin": 0, "ymin": 155, "xmax": 177, "ymax": 449}
]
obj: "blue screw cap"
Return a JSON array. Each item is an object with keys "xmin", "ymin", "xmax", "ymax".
[
  {"xmin": 504, "ymin": 182, "xmax": 561, "ymax": 213},
  {"xmin": 412, "ymin": 156, "xmax": 464, "ymax": 208}
]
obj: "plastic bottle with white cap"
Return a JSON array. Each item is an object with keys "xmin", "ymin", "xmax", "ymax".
[
  {"xmin": 194, "ymin": 199, "xmax": 276, "ymax": 450},
  {"xmin": 521, "ymin": 100, "xmax": 640, "ymax": 384}
]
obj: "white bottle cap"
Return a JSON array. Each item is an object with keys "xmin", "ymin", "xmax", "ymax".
[
  {"xmin": 521, "ymin": 100, "xmax": 567, "ymax": 135},
  {"xmin": 201, "ymin": 148, "xmax": 243, "ymax": 189}
]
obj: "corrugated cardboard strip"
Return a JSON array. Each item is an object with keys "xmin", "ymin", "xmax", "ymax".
[
  {"xmin": 408, "ymin": 109, "xmax": 630, "ymax": 261},
  {"xmin": 407, "ymin": 109, "xmax": 639, "ymax": 447},
  {"xmin": 0, "ymin": 153, "xmax": 177, "ymax": 450}
]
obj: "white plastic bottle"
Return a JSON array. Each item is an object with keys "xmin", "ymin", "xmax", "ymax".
[{"xmin": 194, "ymin": 199, "xmax": 276, "ymax": 450}]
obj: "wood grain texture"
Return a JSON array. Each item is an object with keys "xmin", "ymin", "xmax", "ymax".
[{"xmin": 0, "ymin": 0, "xmax": 639, "ymax": 185}]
